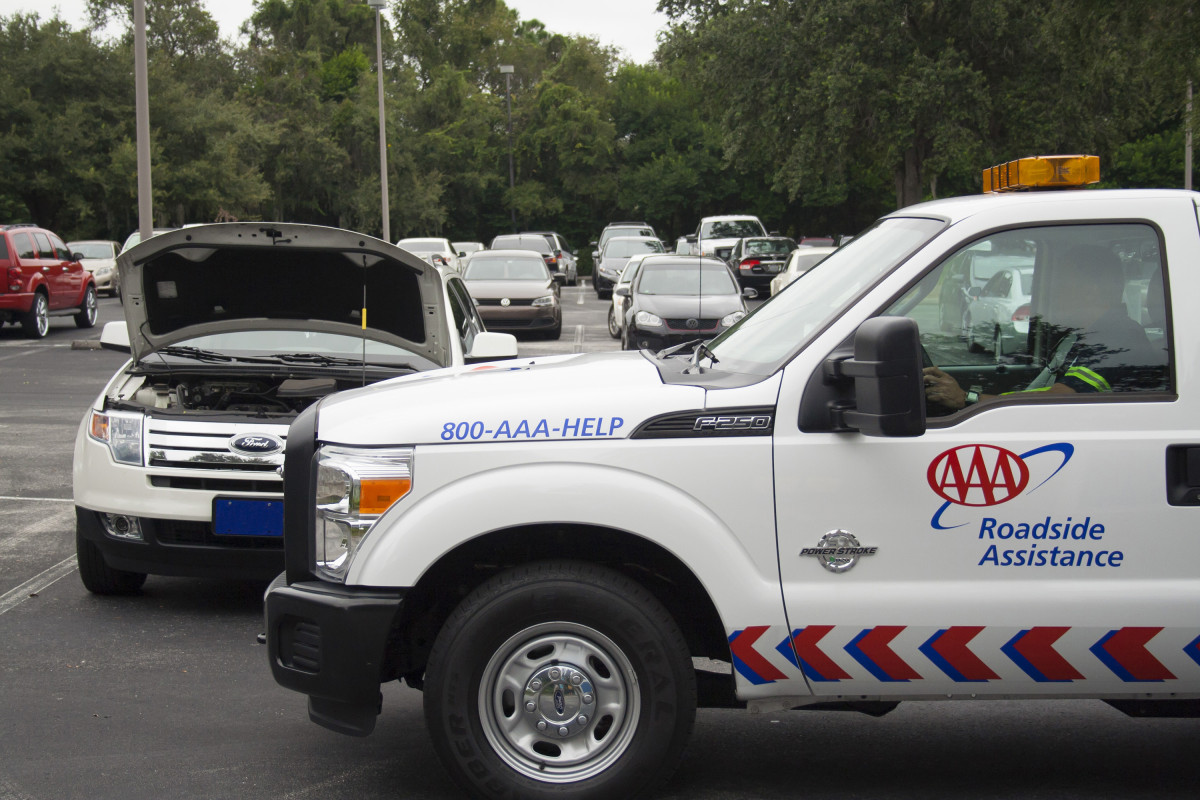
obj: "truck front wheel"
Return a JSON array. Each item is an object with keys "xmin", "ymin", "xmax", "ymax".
[{"xmin": 423, "ymin": 561, "xmax": 696, "ymax": 800}]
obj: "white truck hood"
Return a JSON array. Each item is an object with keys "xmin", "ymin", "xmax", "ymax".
[
  {"xmin": 116, "ymin": 223, "xmax": 451, "ymax": 366},
  {"xmin": 315, "ymin": 351, "xmax": 709, "ymax": 445}
]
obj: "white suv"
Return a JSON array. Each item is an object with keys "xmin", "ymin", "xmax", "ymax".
[{"xmin": 73, "ymin": 223, "xmax": 517, "ymax": 594}]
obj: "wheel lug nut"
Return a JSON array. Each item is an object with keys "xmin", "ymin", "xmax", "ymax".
[
  {"xmin": 583, "ymin": 694, "xmax": 593, "ymax": 703},
  {"xmin": 549, "ymin": 668, "xmax": 560, "ymax": 680},
  {"xmin": 558, "ymin": 726, "xmax": 569, "ymax": 737},
  {"xmin": 530, "ymin": 680, "xmax": 541, "ymax": 690},
  {"xmin": 536, "ymin": 721, "xmax": 547, "ymax": 731},
  {"xmin": 578, "ymin": 715, "xmax": 587, "ymax": 725},
  {"xmin": 525, "ymin": 702, "xmax": 536, "ymax": 712}
]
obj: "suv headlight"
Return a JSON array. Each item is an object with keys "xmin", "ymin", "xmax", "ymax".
[
  {"xmin": 89, "ymin": 410, "xmax": 144, "ymax": 465},
  {"xmin": 314, "ymin": 445, "xmax": 413, "ymax": 582}
]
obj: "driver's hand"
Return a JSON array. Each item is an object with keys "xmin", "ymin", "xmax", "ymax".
[{"xmin": 924, "ymin": 366, "xmax": 967, "ymax": 411}]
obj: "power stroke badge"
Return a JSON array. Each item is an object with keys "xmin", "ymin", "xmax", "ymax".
[{"xmin": 800, "ymin": 530, "xmax": 878, "ymax": 573}]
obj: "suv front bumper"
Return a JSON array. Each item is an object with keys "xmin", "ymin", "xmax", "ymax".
[{"xmin": 265, "ymin": 573, "xmax": 405, "ymax": 736}]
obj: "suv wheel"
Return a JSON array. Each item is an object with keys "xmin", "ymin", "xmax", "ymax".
[
  {"xmin": 76, "ymin": 528, "xmax": 147, "ymax": 595},
  {"xmin": 75, "ymin": 285, "xmax": 98, "ymax": 328},
  {"xmin": 21, "ymin": 292, "xmax": 49, "ymax": 338}
]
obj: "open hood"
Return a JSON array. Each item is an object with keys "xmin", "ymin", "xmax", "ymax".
[{"xmin": 116, "ymin": 223, "xmax": 450, "ymax": 365}]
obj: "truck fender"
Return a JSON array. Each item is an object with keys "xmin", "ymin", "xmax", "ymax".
[{"xmin": 349, "ymin": 461, "xmax": 785, "ymax": 632}]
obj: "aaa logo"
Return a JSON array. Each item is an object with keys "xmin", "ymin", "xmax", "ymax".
[{"xmin": 927, "ymin": 445, "xmax": 1029, "ymax": 507}]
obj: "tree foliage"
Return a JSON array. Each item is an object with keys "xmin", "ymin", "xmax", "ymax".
[{"xmin": 0, "ymin": 0, "xmax": 1195, "ymax": 247}]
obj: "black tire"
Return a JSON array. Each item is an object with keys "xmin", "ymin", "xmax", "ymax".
[
  {"xmin": 607, "ymin": 306, "xmax": 620, "ymax": 339},
  {"xmin": 423, "ymin": 561, "xmax": 696, "ymax": 800},
  {"xmin": 76, "ymin": 528, "xmax": 147, "ymax": 595},
  {"xmin": 74, "ymin": 285, "xmax": 98, "ymax": 328},
  {"xmin": 21, "ymin": 292, "xmax": 49, "ymax": 338}
]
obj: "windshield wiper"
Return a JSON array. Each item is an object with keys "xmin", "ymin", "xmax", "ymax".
[
  {"xmin": 655, "ymin": 339, "xmax": 700, "ymax": 359},
  {"xmin": 692, "ymin": 340, "xmax": 719, "ymax": 366},
  {"xmin": 273, "ymin": 353, "xmax": 416, "ymax": 370},
  {"xmin": 156, "ymin": 346, "xmax": 235, "ymax": 363}
]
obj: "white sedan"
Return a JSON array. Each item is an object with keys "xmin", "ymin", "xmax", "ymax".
[
  {"xmin": 769, "ymin": 246, "xmax": 836, "ymax": 296},
  {"xmin": 962, "ymin": 266, "xmax": 1034, "ymax": 356},
  {"xmin": 397, "ymin": 237, "xmax": 461, "ymax": 272}
]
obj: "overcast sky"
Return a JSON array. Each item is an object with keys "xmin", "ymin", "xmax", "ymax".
[{"xmin": 1, "ymin": 0, "xmax": 671, "ymax": 63}]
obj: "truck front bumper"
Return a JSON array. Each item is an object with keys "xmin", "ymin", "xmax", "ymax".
[{"xmin": 264, "ymin": 572, "xmax": 405, "ymax": 736}]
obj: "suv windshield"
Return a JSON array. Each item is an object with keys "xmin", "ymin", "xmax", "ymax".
[
  {"xmin": 701, "ymin": 219, "xmax": 766, "ymax": 239},
  {"xmin": 605, "ymin": 239, "xmax": 664, "ymax": 258},
  {"xmin": 706, "ymin": 217, "xmax": 944, "ymax": 375}
]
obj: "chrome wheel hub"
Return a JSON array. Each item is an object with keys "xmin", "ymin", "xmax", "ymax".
[{"xmin": 524, "ymin": 663, "xmax": 596, "ymax": 738}]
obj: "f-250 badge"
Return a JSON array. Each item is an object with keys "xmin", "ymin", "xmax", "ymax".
[{"xmin": 800, "ymin": 530, "xmax": 878, "ymax": 573}]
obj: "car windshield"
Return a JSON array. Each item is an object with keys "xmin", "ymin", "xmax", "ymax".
[
  {"xmin": 399, "ymin": 239, "xmax": 446, "ymax": 253},
  {"xmin": 71, "ymin": 242, "xmax": 116, "ymax": 259},
  {"xmin": 605, "ymin": 239, "xmax": 664, "ymax": 258},
  {"xmin": 492, "ymin": 236, "xmax": 550, "ymax": 253},
  {"xmin": 745, "ymin": 239, "xmax": 795, "ymax": 256},
  {"xmin": 148, "ymin": 330, "xmax": 436, "ymax": 368},
  {"xmin": 705, "ymin": 217, "xmax": 944, "ymax": 375},
  {"xmin": 789, "ymin": 251, "xmax": 830, "ymax": 274},
  {"xmin": 701, "ymin": 220, "xmax": 765, "ymax": 239},
  {"xmin": 601, "ymin": 227, "xmax": 653, "ymax": 245},
  {"xmin": 636, "ymin": 262, "xmax": 737, "ymax": 296},
  {"xmin": 464, "ymin": 257, "xmax": 548, "ymax": 281}
]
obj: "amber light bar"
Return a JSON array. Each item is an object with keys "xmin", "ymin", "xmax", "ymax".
[{"xmin": 982, "ymin": 155, "xmax": 1100, "ymax": 193}]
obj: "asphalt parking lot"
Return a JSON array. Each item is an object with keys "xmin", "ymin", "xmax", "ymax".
[{"xmin": 2, "ymin": 291, "xmax": 1199, "ymax": 799}]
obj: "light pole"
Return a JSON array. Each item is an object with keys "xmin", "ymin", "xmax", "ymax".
[
  {"xmin": 369, "ymin": 0, "xmax": 390, "ymax": 242},
  {"xmin": 500, "ymin": 64, "xmax": 516, "ymax": 231},
  {"xmin": 134, "ymin": 0, "xmax": 152, "ymax": 240}
]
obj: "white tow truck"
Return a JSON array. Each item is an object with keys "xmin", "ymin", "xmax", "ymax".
[{"xmin": 266, "ymin": 156, "xmax": 1199, "ymax": 799}]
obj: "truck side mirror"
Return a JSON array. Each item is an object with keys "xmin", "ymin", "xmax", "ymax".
[{"xmin": 799, "ymin": 317, "xmax": 925, "ymax": 437}]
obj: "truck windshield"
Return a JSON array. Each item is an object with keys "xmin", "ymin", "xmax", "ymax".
[{"xmin": 705, "ymin": 216, "xmax": 945, "ymax": 375}]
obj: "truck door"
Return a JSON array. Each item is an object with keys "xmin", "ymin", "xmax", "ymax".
[{"xmin": 774, "ymin": 217, "xmax": 1198, "ymax": 700}]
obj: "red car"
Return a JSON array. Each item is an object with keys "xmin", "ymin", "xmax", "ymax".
[{"xmin": 0, "ymin": 224, "xmax": 97, "ymax": 338}]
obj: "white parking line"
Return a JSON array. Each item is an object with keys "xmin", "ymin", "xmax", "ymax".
[
  {"xmin": 573, "ymin": 325, "xmax": 585, "ymax": 352},
  {"xmin": 0, "ymin": 496, "xmax": 72, "ymax": 503},
  {"xmin": 0, "ymin": 556, "xmax": 78, "ymax": 616}
]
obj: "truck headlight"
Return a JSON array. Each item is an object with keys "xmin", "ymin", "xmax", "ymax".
[
  {"xmin": 314, "ymin": 445, "xmax": 413, "ymax": 582},
  {"xmin": 89, "ymin": 410, "xmax": 144, "ymax": 465},
  {"xmin": 634, "ymin": 311, "xmax": 663, "ymax": 328}
]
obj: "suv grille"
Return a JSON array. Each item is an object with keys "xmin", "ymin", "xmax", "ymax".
[{"xmin": 145, "ymin": 418, "xmax": 288, "ymax": 480}]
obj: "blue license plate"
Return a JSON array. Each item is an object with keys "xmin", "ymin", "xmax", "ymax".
[{"xmin": 213, "ymin": 498, "xmax": 284, "ymax": 537}]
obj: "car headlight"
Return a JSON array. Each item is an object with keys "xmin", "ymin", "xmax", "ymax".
[
  {"xmin": 95, "ymin": 266, "xmax": 113, "ymax": 277},
  {"xmin": 89, "ymin": 409, "xmax": 143, "ymax": 465},
  {"xmin": 314, "ymin": 445, "xmax": 413, "ymax": 582},
  {"xmin": 634, "ymin": 311, "xmax": 663, "ymax": 327},
  {"xmin": 531, "ymin": 294, "xmax": 557, "ymax": 307},
  {"xmin": 721, "ymin": 311, "xmax": 746, "ymax": 327}
]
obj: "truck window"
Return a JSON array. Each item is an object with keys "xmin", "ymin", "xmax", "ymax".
[{"xmin": 882, "ymin": 223, "xmax": 1172, "ymax": 416}]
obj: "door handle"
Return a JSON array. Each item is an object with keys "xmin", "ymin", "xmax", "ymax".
[{"xmin": 1165, "ymin": 445, "xmax": 1200, "ymax": 506}]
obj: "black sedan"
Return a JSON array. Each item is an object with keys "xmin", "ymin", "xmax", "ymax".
[
  {"xmin": 617, "ymin": 255, "xmax": 753, "ymax": 352},
  {"xmin": 726, "ymin": 236, "xmax": 797, "ymax": 293}
]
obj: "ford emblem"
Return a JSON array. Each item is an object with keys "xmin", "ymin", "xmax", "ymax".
[
  {"xmin": 554, "ymin": 688, "xmax": 565, "ymax": 716},
  {"xmin": 229, "ymin": 433, "xmax": 284, "ymax": 456}
]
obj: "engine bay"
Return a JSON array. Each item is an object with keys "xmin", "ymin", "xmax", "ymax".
[{"xmin": 114, "ymin": 374, "xmax": 343, "ymax": 414}]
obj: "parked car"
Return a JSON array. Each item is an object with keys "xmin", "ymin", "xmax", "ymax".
[
  {"xmin": 608, "ymin": 253, "xmax": 653, "ymax": 339},
  {"xmin": 68, "ymin": 239, "xmax": 121, "ymax": 297},
  {"xmin": 591, "ymin": 222, "xmax": 658, "ymax": 261},
  {"xmin": 937, "ymin": 241, "xmax": 1036, "ymax": 332},
  {"xmin": 397, "ymin": 237, "xmax": 461, "ymax": 272},
  {"xmin": 461, "ymin": 249, "xmax": 562, "ymax": 339},
  {"xmin": 593, "ymin": 235, "xmax": 666, "ymax": 298},
  {"xmin": 726, "ymin": 236, "xmax": 797, "ymax": 294},
  {"xmin": 119, "ymin": 227, "xmax": 177, "ymax": 253},
  {"xmin": 0, "ymin": 224, "xmax": 97, "ymax": 338},
  {"xmin": 72, "ymin": 223, "xmax": 518, "ymax": 594},
  {"xmin": 617, "ymin": 254, "xmax": 751, "ymax": 352},
  {"xmin": 962, "ymin": 265, "xmax": 1035, "ymax": 355},
  {"xmin": 681, "ymin": 215, "xmax": 768, "ymax": 260},
  {"xmin": 770, "ymin": 245, "xmax": 837, "ymax": 296},
  {"xmin": 452, "ymin": 241, "xmax": 485, "ymax": 257},
  {"xmin": 797, "ymin": 236, "xmax": 837, "ymax": 247},
  {"xmin": 488, "ymin": 233, "xmax": 571, "ymax": 285},
  {"xmin": 524, "ymin": 231, "xmax": 579, "ymax": 286}
]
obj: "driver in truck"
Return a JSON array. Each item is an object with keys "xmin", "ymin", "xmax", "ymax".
[{"xmin": 923, "ymin": 243, "xmax": 1166, "ymax": 411}]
